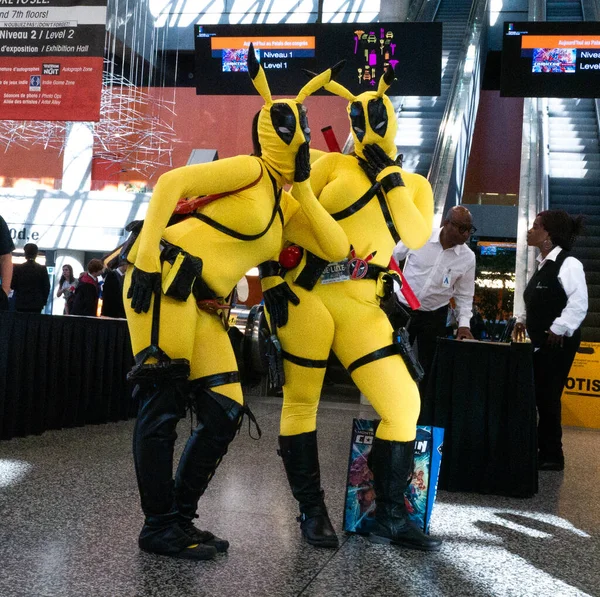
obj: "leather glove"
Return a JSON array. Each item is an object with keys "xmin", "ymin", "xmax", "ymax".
[
  {"xmin": 359, "ymin": 144, "xmax": 405, "ymax": 192},
  {"xmin": 294, "ymin": 142, "xmax": 311, "ymax": 183},
  {"xmin": 259, "ymin": 262, "xmax": 300, "ymax": 328},
  {"xmin": 127, "ymin": 266, "xmax": 161, "ymax": 314}
]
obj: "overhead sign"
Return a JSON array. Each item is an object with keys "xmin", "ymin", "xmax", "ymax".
[{"xmin": 0, "ymin": 0, "xmax": 107, "ymax": 121}]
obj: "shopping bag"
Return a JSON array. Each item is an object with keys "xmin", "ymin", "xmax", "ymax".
[{"xmin": 343, "ymin": 418, "xmax": 444, "ymax": 535}]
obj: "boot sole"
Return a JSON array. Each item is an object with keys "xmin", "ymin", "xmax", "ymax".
[
  {"xmin": 304, "ymin": 537, "xmax": 340, "ymax": 549},
  {"xmin": 369, "ymin": 533, "xmax": 442, "ymax": 552},
  {"xmin": 139, "ymin": 545, "xmax": 217, "ymax": 560}
]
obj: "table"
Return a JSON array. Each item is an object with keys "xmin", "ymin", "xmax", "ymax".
[
  {"xmin": 424, "ymin": 338, "xmax": 538, "ymax": 498},
  {"xmin": 0, "ymin": 312, "xmax": 135, "ymax": 441}
]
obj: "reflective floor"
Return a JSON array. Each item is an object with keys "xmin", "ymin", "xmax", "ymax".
[{"xmin": 0, "ymin": 397, "xmax": 598, "ymax": 597}]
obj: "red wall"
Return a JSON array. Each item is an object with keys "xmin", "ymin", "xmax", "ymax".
[
  {"xmin": 0, "ymin": 88, "xmax": 352, "ymax": 186},
  {"xmin": 463, "ymin": 90, "xmax": 524, "ymax": 195},
  {"xmin": 1, "ymin": 88, "xmax": 526, "ymax": 197}
]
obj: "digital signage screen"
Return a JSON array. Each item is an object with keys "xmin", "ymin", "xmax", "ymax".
[
  {"xmin": 501, "ymin": 21, "xmax": 600, "ymax": 98},
  {"xmin": 194, "ymin": 22, "xmax": 442, "ymax": 96}
]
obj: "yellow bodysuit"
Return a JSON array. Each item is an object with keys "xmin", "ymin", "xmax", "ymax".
[
  {"xmin": 272, "ymin": 73, "xmax": 433, "ymax": 441},
  {"xmin": 268, "ymin": 68, "xmax": 442, "ymax": 552},
  {"xmin": 124, "ymin": 47, "xmax": 349, "ymax": 561}
]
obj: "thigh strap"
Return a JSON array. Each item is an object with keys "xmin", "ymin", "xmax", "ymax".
[
  {"xmin": 190, "ymin": 371, "xmax": 240, "ymax": 389},
  {"xmin": 347, "ymin": 345, "xmax": 398, "ymax": 374},
  {"xmin": 282, "ymin": 350, "xmax": 328, "ymax": 369}
]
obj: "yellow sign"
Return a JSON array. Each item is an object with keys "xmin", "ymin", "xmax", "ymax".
[{"xmin": 562, "ymin": 342, "xmax": 600, "ymax": 429}]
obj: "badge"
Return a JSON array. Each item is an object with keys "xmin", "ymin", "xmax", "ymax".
[
  {"xmin": 348, "ymin": 246, "xmax": 377, "ymax": 280},
  {"xmin": 442, "ymin": 270, "xmax": 451, "ymax": 288},
  {"xmin": 321, "ymin": 259, "xmax": 350, "ymax": 284}
]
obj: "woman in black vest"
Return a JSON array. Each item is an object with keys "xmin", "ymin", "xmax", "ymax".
[{"xmin": 513, "ymin": 210, "xmax": 587, "ymax": 471}]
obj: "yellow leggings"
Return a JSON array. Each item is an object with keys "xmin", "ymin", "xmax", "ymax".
[
  {"xmin": 123, "ymin": 268, "xmax": 244, "ymax": 406},
  {"xmin": 277, "ymin": 279, "xmax": 420, "ymax": 442}
]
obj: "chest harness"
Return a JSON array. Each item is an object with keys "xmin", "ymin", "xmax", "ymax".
[{"xmin": 280, "ymin": 168, "xmax": 407, "ymax": 375}]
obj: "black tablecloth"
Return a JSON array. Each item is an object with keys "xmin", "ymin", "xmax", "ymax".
[
  {"xmin": 0, "ymin": 312, "xmax": 135, "ymax": 440},
  {"xmin": 424, "ymin": 339, "xmax": 538, "ymax": 498}
]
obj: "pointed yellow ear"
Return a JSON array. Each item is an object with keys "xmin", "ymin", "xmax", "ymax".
[
  {"xmin": 296, "ymin": 60, "xmax": 347, "ymax": 103},
  {"xmin": 376, "ymin": 64, "xmax": 396, "ymax": 97},
  {"xmin": 247, "ymin": 42, "xmax": 272, "ymax": 107},
  {"xmin": 322, "ymin": 79, "xmax": 356, "ymax": 102}
]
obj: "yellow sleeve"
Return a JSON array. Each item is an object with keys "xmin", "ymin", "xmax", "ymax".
[
  {"xmin": 284, "ymin": 179, "xmax": 349, "ymax": 262},
  {"xmin": 134, "ymin": 156, "xmax": 263, "ymax": 272},
  {"xmin": 385, "ymin": 171, "xmax": 434, "ymax": 250},
  {"xmin": 309, "ymin": 148, "xmax": 327, "ymax": 164}
]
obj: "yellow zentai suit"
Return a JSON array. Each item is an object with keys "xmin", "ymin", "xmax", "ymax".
[
  {"xmin": 263, "ymin": 67, "xmax": 442, "ymax": 551},
  {"xmin": 123, "ymin": 46, "xmax": 349, "ymax": 561}
]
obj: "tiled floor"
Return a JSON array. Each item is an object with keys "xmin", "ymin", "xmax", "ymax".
[{"xmin": 0, "ymin": 397, "xmax": 598, "ymax": 597}]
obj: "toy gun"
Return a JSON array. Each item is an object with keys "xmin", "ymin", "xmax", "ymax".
[{"xmin": 393, "ymin": 326, "xmax": 424, "ymax": 383}]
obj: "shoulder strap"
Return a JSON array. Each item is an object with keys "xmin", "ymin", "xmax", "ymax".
[
  {"xmin": 193, "ymin": 171, "xmax": 282, "ymax": 241},
  {"xmin": 174, "ymin": 166, "xmax": 264, "ymax": 215}
]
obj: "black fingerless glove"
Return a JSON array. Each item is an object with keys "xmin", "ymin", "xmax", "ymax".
[
  {"xmin": 127, "ymin": 266, "xmax": 161, "ymax": 314},
  {"xmin": 262, "ymin": 282, "xmax": 300, "ymax": 328},
  {"xmin": 259, "ymin": 262, "xmax": 300, "ymax": 329},
  {"xmin": 294, "ymin": 142, "xmax": 311, "ymax": 183},
  {"xmin": 360, "ymin": 144, "xmax": 405, "ymax": 192}
]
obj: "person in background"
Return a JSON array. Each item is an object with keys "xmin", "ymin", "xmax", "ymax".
[
  {"xmin": 392, "ymin": 206, "xmax": 476, "ymax": 422},
  {"xmin": 0, "ymin": 215, "xmax": 14, "ymax": 311},
  {"xmin": 11, "ymin": 243, "xmax": 50, "ymax": 314},
  {"xmin": 513, "ymin": 210, "xmax": 588, "ymax": 471},
  {"xmin": 101, "ymin": 260, "xmax": 128, "ymax": 318},
  {"xmin": 70, "ymin": 258, "xmax": 105, "ymax": 317},
  {"xmin": 56, "ymin": 264, "xmax": 79, "ymax": 315}
]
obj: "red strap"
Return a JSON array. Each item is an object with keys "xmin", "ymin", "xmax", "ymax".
[
  {"xmin": 388, "ymin": 257, "xmax": 421, "ymax": 310},
  {"xmin": 174, "ymin": 169, "xmax": 264, "ymax": 215}
]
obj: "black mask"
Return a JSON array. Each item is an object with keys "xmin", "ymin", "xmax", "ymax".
[
  {"xmin": 271, "ymin": 103, "xmax": 297, "ymax": 145},
  {"xmin": 368, "ymin": 98, "xmax": 388, "ymax": 138},
  {"xmin": 350, "ymin": 101, "xmax": 366, "ymax": 142}
]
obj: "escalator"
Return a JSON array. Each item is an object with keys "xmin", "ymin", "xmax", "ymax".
[
  {"xmin": 396, "ymin": 0, "xmax": 475, "ymax": 177},
  {"xmin": 545, "ymin": 0, "xmax": 600, "ymax": 341}
]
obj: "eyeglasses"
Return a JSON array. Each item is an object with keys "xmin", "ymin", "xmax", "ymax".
[{"xmin": 449, "ymin": 220, "xmax": 477, "ymax": 235}]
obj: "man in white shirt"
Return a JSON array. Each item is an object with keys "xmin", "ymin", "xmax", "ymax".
[{"xmin": 392, "ymin": 206, "xmax": 476, "ymax": 421}]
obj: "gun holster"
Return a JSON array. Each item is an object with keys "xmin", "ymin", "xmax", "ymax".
[
  {"xmin": 265, "ymin": 334, "xmax": 285, "ymax": 390},
  {"xmin": 393, "ymin": 327, "xmax": 424, "ymax": 383}
]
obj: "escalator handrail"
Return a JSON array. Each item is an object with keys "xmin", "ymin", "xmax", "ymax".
[{"xmin": 427, "ymin": 0, "xmax": 488, "ymax": 224}]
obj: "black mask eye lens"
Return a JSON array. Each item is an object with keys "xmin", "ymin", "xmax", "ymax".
[
  {"xmin": 350, "ymin": 101, "xmax": 366, "ymax": 142},
  {"xmin": 271, "ymin": 104, "xmax": 297, "ymax": 145},
  {"xmin": 368, "ymin": 98, "xmax": 388, "ymax": 138}
]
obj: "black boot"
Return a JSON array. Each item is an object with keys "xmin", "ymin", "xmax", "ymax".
[
  {"xmin": 133, "ymin": 383, "xmax": 217, "ymax": 560},
  {"xmin": 174, "ymin": 387, "xmax": 247, "ymax": 553},
  {"xmin": 368, "ymin": 437, "xmax": 442, "ymax": 552},
  {"xmin": 278, "ymin": 431, "xmax": 339, "ymax": 549}
]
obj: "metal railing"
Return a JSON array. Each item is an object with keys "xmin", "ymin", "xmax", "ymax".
[{"xmin": 427, "ymin": 0, "xmax": 488, "ymax": 226}]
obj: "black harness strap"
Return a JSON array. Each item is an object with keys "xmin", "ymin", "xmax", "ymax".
[
  {"xmin": 191, "ymin": 371, "xmax": 240, "ymax": 389},
  {"xmin": 282, "ymin": 350, "xmax": 329, "ymax": 369},
  {"xmin": 330, "ymin": 157, "xmax": 401, "ymax": 244},
  {"xmin": 330, "ymin": 182, "xmax": 381, "ymax": 221},
  {"xmin": 193, "ymin": 173, "xmax": 282, "ymax": 241},
  {"xmin": 375, "ymin": 189, "xmax": 401, "ymax": 244},
  {"xmin": 132, "ymin": 286, "xmax": 163, "ymax": 366},
  {"xmin": 347, "ymin": 344, "xmax": 398, "ymax": 374}
]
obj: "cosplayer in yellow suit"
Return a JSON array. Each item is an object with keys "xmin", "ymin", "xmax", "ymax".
[
  {"xmin": 260, "ymin": 67, "xmax": 442, "ymax": 551},
  {"xmin": 123, "ymin": 46, "xmax": 349, "ymax": 561}
]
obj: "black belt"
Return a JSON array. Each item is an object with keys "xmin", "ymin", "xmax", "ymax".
[{"xmin": 360, "ymin": 263, "xmax": 394, "ymax": 281}]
